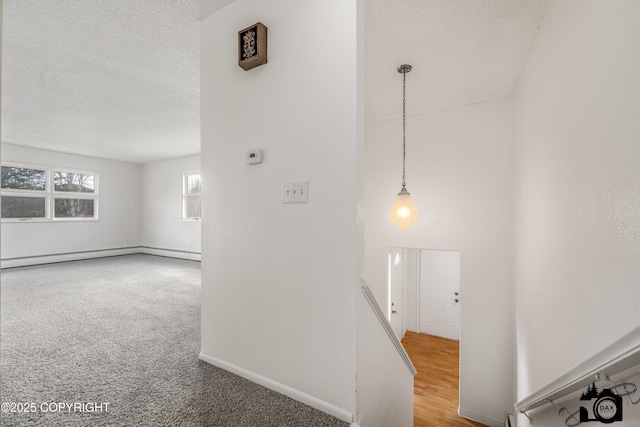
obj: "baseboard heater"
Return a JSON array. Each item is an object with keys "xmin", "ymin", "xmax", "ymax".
[
  {"xmin": 139, "ymin": 246, "xmax": 201, "ymax": 261},
  {"xmin": 1, "ymin": 246, "xmax": 201, "ymax": 269}
]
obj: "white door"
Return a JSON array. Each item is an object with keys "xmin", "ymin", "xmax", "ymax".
[
  {"xmin": 388, "ymin": 248, "xmax": 404, "ymax": 341},
  {"xmin": 418, "ymin": 249, "xmax": 460, "ymax": 341}
]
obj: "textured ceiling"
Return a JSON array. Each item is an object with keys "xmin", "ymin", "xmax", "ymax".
[
  {"xmin": 365, "ymin": 0, "xmax": 549, "ymax": 122},
  {"xmin": 2, "ymin": 0, "xmax": 548, "ymax": 163},
  {"xmin": 1, "ymin": 0, "xmax": 235, "ymax": 163}
]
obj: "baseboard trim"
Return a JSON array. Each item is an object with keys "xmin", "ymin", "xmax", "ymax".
[
  {"xmin": 458, "ymin": 407, "xmax": 503, "ymax": 427},
  {"xmin": 140, "ymin": 246, "xmax": 201, "ymax": 261},
  {"xmin": 0, "ymin": 247, "xmax": 140, "ymax": 269},
  {"xmin": 1, "ymin": 246, "xmax": 202, "ymax": 269},
  {"xmin": 199, "ymin": 352, "xmax": 354, "ymax": 424}
]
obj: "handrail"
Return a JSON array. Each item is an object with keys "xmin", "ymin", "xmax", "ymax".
[
  {"xmin": 515, "ymin": 326, "xmax": 640, "ymax": 416},
  {"xmin": 361, "ymin": 280, "xmax": 417, "ymax": 376}
]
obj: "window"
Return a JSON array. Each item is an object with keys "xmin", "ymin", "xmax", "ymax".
[
  {"xmin": 54, "ymin": 198, "xmax": 95, "ymax": 218},
  {"xmin": 1, "ymin": 196, "xmax": 47, "ymax": 219},
  {"xmin": 1, "ymin": 166, "xmax": 47, "ymax": 191},
  {"xmin": 183, "ymin": 172, "xmax": 201, "ymax": 220},
  {"xmin": 53, "ymin": 171, "xmax": 97, "ymax": 219},
  {"xmin": 1, "ymin": 164, "xmax": 98, "ymax": 221},
  {"xmin": 54, "ymin": 172, "xmax": 95, "ymax": 193},
  {"xmin": 1, "ymin": 165, "xmax": 48, "ymax": 220}
]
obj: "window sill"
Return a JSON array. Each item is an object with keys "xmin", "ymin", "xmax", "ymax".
[{"xmin": 2, "ymin": 218, "xmax": 100, "ymax": 223}]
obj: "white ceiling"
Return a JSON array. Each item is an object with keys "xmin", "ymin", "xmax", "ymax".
[
  {"xmin": 1, "ymin": 0, "xmax": 234, "ymax": 164},
  {"xmin": 1, "ymin": 0, "xmax": 548, "ymax": 164},
  {"xmin": 365, "ymin": 0, "xmax": 549, "ymax": 122}
]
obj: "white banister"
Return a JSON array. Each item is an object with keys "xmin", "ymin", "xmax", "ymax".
[
  {"xmin": 356, "ymin": 279, "xmax": 416, "ymax": 426},
  {"xmin": 515, "ymin": 326, "xmax": 640, "ymax": 416},
  {"xmin": 361, "ymin": 281, "xmax": 416, "ymax": 376}
]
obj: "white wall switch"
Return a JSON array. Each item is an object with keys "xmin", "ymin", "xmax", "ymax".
[
  {"xmin": 283, "ymin": 181, "xmax": 308, "ymax": 203},
  {"xmin": 246, "ymin": 149, "xmax": 263, "ymax": 164}
]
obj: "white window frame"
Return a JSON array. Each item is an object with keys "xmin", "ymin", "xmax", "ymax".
[
  {"xmin": 1, "ymin": 162, "xmax": 99, "ymax": 222},
  {"xmin": 1, "ymin": 162, "xmax": 51, "ymax": 222},
  {"xmin": 52, "ymin": 168, "xmax": 99, "ymax": 221},
  {"xmin": 182, "ymin": 171, "xmax": 201, "ymax": 221}
]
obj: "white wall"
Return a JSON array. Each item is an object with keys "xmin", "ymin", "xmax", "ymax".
[
  {"xmin": 356, "ymin": 282, "xmax": 414, "ymax": 427},
  {"xmin": 364, "ymin": 98, "xmax": 514, "ymax": 426},
  {"xmin": 199, "ymin": 0, "xmax": 361, "ymax": 422},
  {"xmin": 514, "ymin": 0, "xmax": 640, "ymax": 423},
  {"xmin": 1, "ymin": 143, "xmax": 141, "ymax": 267},
  {"xmin": 141, "ymin": 155, "xmax": 201, "ymax": 260}
]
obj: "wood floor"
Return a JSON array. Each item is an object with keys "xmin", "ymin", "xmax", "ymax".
[{"xmin": 402, "ymin": 331, "xmax": 487, "ymax": 427}]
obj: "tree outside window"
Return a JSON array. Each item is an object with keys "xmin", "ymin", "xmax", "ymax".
[{"xmin": 1, "ymin": 165, "xmax": 98, "ymax": 221}]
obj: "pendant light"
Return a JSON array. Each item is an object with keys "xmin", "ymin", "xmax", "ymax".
[{"xmin": 389, "ymin": 64, "xmax": 419, "ymax": 230}]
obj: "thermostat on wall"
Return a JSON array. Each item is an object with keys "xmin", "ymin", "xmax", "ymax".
[{"xmin": 246, "ymin": 149, "xmax": 263, "ymax": 164}]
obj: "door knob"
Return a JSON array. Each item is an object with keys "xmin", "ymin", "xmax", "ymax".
[
  {"xmin": 455, "ymin": 298, "xmax": 459, "ymax": 303},
  {"xmin": 392, "ymin": 310, "xmax": 397, "ymax": 314},
  {"xmin": 455, "ymin": 292, "xmax": 459, "ymax": 296}
]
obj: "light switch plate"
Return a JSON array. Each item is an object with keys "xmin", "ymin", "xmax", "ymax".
[{"xmin": 283, "ymin": 181, "xmax": 308, "ymax": 203}]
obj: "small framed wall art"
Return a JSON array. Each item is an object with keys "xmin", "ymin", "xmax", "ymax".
[{"xmin": 238, "ymin": 22, "xmax": 268, "ymax": 71}]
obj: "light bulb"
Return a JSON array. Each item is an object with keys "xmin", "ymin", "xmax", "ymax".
[{"xmin": 389, "ymin": 186, "xmax": 419, "ymax": 230}]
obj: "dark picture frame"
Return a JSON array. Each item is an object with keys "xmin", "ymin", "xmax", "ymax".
[{"xmin": 238, "ymin": 22, "xmax": 268, "ymax": 71}]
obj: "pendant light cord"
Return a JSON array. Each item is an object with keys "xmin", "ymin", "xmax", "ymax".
[{"xmin": 402, "ymin": 68, "xmax": 407, "ymax": 188}]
